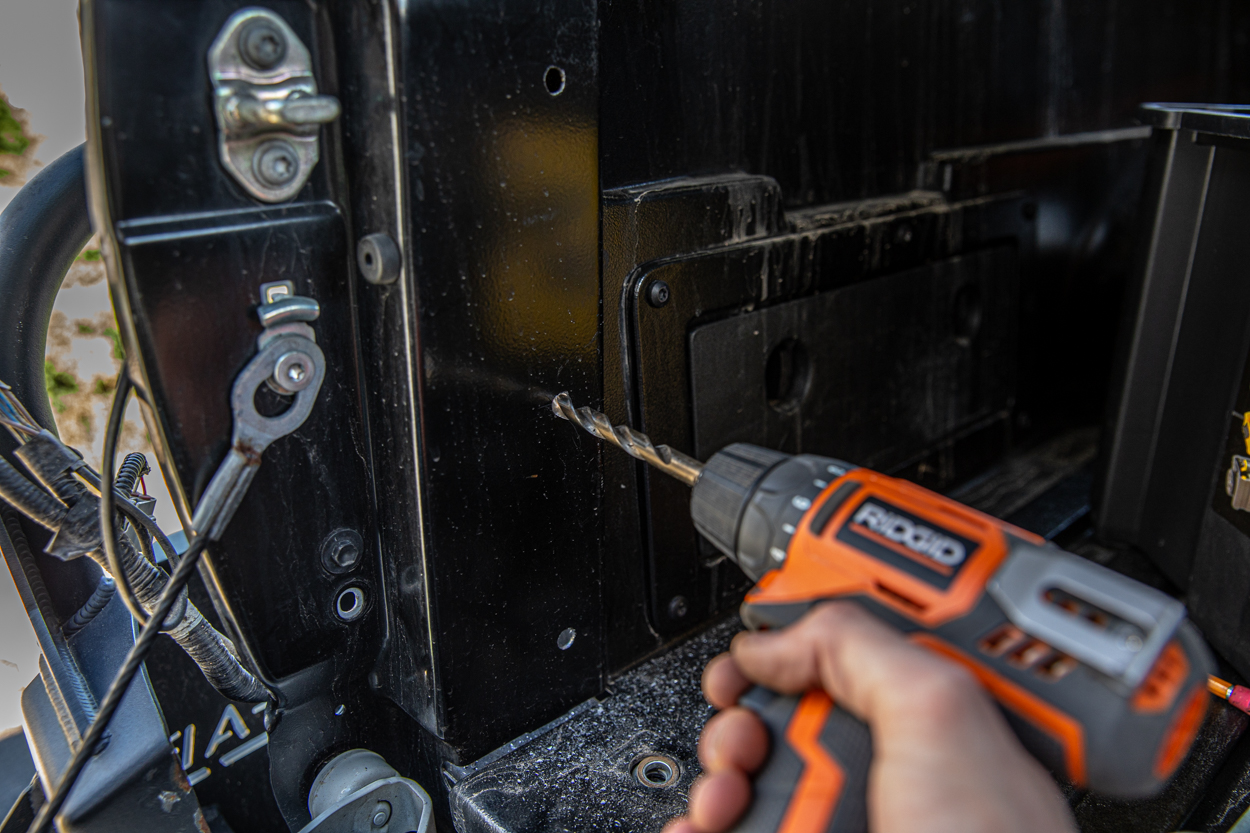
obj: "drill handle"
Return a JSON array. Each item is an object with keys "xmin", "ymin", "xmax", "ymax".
[{"xmin": 730, "ymin": 686, "xmax": 872, "ymax": 833}]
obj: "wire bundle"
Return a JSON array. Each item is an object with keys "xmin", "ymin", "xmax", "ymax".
[{"xmin": 0, "ymin": 373, "xmax": 270, "ymax": 833}]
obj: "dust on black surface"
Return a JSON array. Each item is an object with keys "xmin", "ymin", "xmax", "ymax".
[{"xmin": 451, "ymin": 617, "xmax": 741, "ymax": 833}]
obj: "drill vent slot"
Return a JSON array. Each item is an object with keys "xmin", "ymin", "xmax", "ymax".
[{"xmin": 872, "ymin": 582, "xmax": 927, "ymax": 613}]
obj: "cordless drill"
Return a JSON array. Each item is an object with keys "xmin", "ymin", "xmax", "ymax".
[{"xmin": 552, "ymin": 394, "xmax": 1213, "ymax": 833}]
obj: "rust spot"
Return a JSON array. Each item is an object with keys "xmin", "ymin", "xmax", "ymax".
[
  {"xmin": 171, "ymin": 757, "xmax": 191, "ymax": 791},
  {"xmin": 194, "ymin": 809, "xmax": 211, "ymax": 833},
  {"xmin": 233, "ymin": 439, "xmax": 265, "ymax": 465}
]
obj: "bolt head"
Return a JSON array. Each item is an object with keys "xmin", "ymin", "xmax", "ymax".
[
  {"xmin": 370, "ymin": 800, "xmax": 392, "ymax": 828},
  {"xmin": 330, "ymin": 539, "xmax": 359, "ymax": 568},
  {"xmin": 647, "ymin": 280, "xmax": 671, "ymax": 308},
  {"xmin": 273, "ymin": 350, "xmax": 315, "ymax": 393},
  {"xmin": 668, "ymin": 595, "xmax": 688, "ymax": 619},
  {"xmin": 321, "ymin": 529, "xmax": 365, "ymax": 575},
  {"xmin": 253, "ymin": 140, "xmax": 300, "ymax": 188},
  {"xmin": 239, "ymin": 20, "xmax": 287, "ymax": 70}
]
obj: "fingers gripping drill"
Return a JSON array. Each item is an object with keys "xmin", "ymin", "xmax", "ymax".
[{"xmin": 552, "ymin": 393, "xmax": 1213, "ymax": 833}]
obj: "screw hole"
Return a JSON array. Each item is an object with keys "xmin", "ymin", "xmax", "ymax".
[
  {"xmin": 764, "ymin": 338, "xmax": 810, "ymax": 413},
  {"xmin": 634, "ymin": 755, "xmax": 679, "ymax": 788},
  {"xmin": 335, "ymin": 587, "xmax": 366, "ymax": 622},
  {"xmin": 544, "ymin": 65, "xmax": 566, "ymax": 96},
  {"xmin": 254, "ymin": 383, "xmax": 294, "ymax": 417}
]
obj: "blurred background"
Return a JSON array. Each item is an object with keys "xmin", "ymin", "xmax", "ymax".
[{"xmin": 0, "ymin": 0, "xmax": 179, "ymax": 735}]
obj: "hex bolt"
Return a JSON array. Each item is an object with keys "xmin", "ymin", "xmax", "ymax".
[
  {"xmin": 239, "ymin": 19, "xmax": 287, "ymax": 70},
  {"xmin": 320, "ymin": 529, "xmax": 364, "ymax": 575},
  {"xmin": 370, "ymin": 800, "xmax": 392, "ymax": 828},
  {"xmin": 647, "ymin": 280, "xmax": 671, "ymax": 308},
  {"xmin": 253, "ymin": 140, "xmax": 300, "ymax": 188},
  {"xmin": 273, "ymin": 351, "xmax": 315, "ymax": 393},
  {"xmin": 667, "ymin": 595, "xmax": 688, "ymax": 619},
  {"xmin": 357, "ymin": 233, "xmax": 402, "ymax": 285}
]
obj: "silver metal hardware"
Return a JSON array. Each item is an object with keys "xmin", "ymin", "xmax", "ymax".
[
  {"xmin": 273, "ymin": 351, "xmax": 316, "ymax": 394},
  {"xmin": 260, "ymin": 280, "xmax": 295, "ymax": 304},
  {"xmin": 633, "ymin": 754, "xmax": 680, "ymax": 788},
  {"xmin": 1227, "ymin": 455, "xmax": 1250, "ymax": 512},
  {"xmin": 987, "ymin": 541, "xmax": 1186, "ymax": 691},
  {"xmin": 300, "ymin": 749, "xmax": 434, "ymax": 833},
  {"xmin": 257, "ymin": 295, "xmax": 321, "ymax": 328},
  {"xmin": 335, "ymin": 587, "xmax": 366, "ymax": 623},
  {"xmin": 190, "ymin": 291, "xmax": 326, "ymax": 540},
  {"xmin": 208, "ymin": 8, "xmax": 341, "ymax": 202}
]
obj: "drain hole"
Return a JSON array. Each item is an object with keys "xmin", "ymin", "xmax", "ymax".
[
  {"xmin": 765, "ymin": 337, "xmax": 810, "ymax": 413},
  {"xmin": 634, "ymin": 755, "xmax": 678, "ymax": 788}
]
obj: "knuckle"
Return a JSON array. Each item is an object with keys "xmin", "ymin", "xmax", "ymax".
[
  {"xmin": 909, "ymin": 661, "xmax": 980, "ymax": 719},
  {"xmin": 805, "ymin": 600, "xmax": 860, "ymax": 633}
]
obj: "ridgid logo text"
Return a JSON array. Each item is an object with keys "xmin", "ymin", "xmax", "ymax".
[{"xmin": 851, "ymin": 502, "xmax": 967, "ymax": 567}]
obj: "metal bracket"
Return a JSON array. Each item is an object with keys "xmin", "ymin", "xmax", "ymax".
[{"xmin": 207, "ymin": 7, "xmax": 340, "ymax": 202}]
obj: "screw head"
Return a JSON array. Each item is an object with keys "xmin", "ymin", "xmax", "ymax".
[
  {"xmin": 239, "ymin": 19, "xmax": 287, "ymax": 70},
  {"xmin": 557, "ymin": 627, "xmax": 576, "ymax": 650},
  {"xmin": 253, "ymin": 140, "xmax": 300, "ymax": 188},
  {"xmin": 273, "ymin": 350, "xmax": 315, "ymax": 393},
  {"xmin": 370, "ymin": 800, "xmax": 392, "ymax": 828},
  {"xmin": 321, "ymin": 529, "xmax": 364, "ymax": 575},
  {"xmin": 668, "ymin": 595, "xmax": 688, "ymax": 619},
  {"xmin": 647, "ymin": 280, "xmax": 671, "ymax": 308}
]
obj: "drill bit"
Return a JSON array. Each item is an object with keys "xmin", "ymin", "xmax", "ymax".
[{"xmin": 552, "ymin": 392, "xmax": 704, "ymax": 486}]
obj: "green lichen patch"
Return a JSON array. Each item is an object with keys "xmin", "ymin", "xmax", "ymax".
[{"xmin": 44, "ymin": 359, "xmax": 79, "ymax": 413}]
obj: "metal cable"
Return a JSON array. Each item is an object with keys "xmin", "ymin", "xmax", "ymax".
[{"xmin": 95, "ymin": 372, "xmax": 265, "ymax": 701}]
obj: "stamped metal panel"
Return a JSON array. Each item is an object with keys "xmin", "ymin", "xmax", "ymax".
[
  {"xmin": 688, "ymin": 248, "xmax": 1017, "ymax": 470},
  {"xmin": 626, "ymin": 195, "xmax": 1026, "ymax": 638},
  {"xmin": 83, "ymin": 0, "xmax": 380, "ymax": 683},
  {"xmin": 396, "ymin": 0, "xmax": 605, "ymax": 758}
]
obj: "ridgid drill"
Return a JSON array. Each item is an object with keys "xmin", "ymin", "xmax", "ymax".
[{"xmin": 552, "ymin": 393, "xmax": 1213, "ymax": 833}]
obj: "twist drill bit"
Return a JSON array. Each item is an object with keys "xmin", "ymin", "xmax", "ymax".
[{"xmin": 552, "ymin": 392, "xmax": 704, "ymax": 486}]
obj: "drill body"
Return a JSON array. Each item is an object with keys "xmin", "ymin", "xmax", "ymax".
[
  {"xmin": 690, "ymin": 444, "xmax": 1213, "ymax": 833},
  {"xmin": 550, "ymin": 396, "xmax": 1213, "ymax": 833}
]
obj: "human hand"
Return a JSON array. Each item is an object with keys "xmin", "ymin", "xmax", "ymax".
[{"xmin": 663, "ymin": 602, "xmax": 1076, "ymax": 833}]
